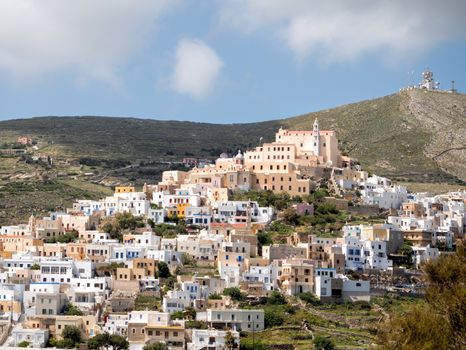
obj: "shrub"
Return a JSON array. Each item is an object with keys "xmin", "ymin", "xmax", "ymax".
[
  {"xmin": 264, "ymin": 308, "xmax": 285, "ymax": 328},
  {"xmin": 63, "ymin": 303, "xmax": 83, "ymax": 316},
  {"xmin": 298, "ymin": 292, "xmax": 321, "ymax": 306},
  {"xmin": 209, "ymin": 293, "xmax": 222, "ymax": 300},
  {"xmin": 171, "ymin": 311, "xmax": 184, "ymax": 319},
  {"xmin": 157, "ymin": 261, "xmax": 171, "ymax": 278},
  {"xmin": 88, "ymin": 333, "xmax": 129, "ymax": 350},
  {"xmin": 282, "ymin": 207, "xmax": 300, "ymax": 225},
  {"xmin": 143, "ymin": 343, "xmax": 168, "ymax": 350},
  {"xmin": 223, "ymin": 287, "xmax": 246, "ymax": 301},
  {"xmin": 313, "ymin": 335, "xmax": 335, "ymax": 350},
  {"xmin": 267, "ymin": 291, "xmax": 287, "ymax": 305},
  {"xmin": 257, "ymin": 231, "xmax": 273, "ymax": 246}
]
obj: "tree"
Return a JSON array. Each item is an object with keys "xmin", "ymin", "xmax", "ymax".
[
  {"xmin": 282, "ymin": 207, "xmax": 300, "ymax": 225},
  {"xmin": 30, "ymin": 263, "xmax": 40, "ymax": 270},
  {"xmin": 60, "ymin": 325, "xmax": 82, "ymax": 348},
  {"xmin": 171, "ymin": 311, "xmax": 184, "ymax": 319},
  {"xmin": 298, "ymin": 292, "xmax": 321, "ymax": 306},
  {"xmin": 147, "ymin": 218, "xmax": 156, "ymax": 229},
  {"xmin": 109, "ymin": 334, "xmax": 129, "ymax": 350},
  {"xmin": 257, "ymin": 231, "xmax": 273, "ymax": 246},
  {"xmin": 157, "ymin": 261, "xmax": 171, "ymax": 278},
  {"xmin": 313, "ymin": 335, "xmax": 335, "ymax": 350},
  {"xmin": 267, "ymin": 291, "xmax": 287, "ymax": 305},
  {"xmin": 88, "ymin": 333, "xmax": 129, "ymax": 350},
  {"xmin": 225, "ymin": 330, "xmax": 235, "ymax": 350},
  {"xmin": 63, "ymin": 303, "xmax": 83, "ymax": 316},
  {"xmin": 208, "ymin": 293, "xmax": 222, "ymax": 300},
  {"xmin": 223, "ymin": 287, "xmax": 245, "ymax": 301},
  {"xmin": 18, "ymin": 340, "xmax": 30, "ymax": 347},
  {"xmin": 143, "ymin": 342, "xmax": 168, "ymax": 350},
  {"xmin": 183, "ymin": 306, "xmax": 196, "ymax": 320},
  {"xmin": 377, "ymin": 243, "xmax": 466, "ymax": 349},
  {"xmin": 264, "ymin": 308, "xmax": 284, "ymax": 328}
]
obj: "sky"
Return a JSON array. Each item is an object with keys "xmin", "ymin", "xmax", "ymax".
[{"xmin": 0, "ymin": 0, "xmax": 465, "ymax": 123}]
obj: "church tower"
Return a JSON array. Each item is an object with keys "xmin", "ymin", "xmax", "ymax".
[
  {"xmin": 28, "ymin": 213, "xmax": 36, "ymax": 237},
  {"xmin": 312, "ymin": 118, "xmax": 320, "ymax": 156}
]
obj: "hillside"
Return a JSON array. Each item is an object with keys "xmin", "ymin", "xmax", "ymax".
[{"xmin": 1, "ymin": 89, "xmax": 465, "ymax": 182}]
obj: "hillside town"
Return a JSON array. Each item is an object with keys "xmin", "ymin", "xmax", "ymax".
[{"xmin": 0, "ymin": 120, "xmax": 464, "ymax": 350}]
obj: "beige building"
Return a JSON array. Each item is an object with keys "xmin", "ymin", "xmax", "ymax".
[
  {"xmin": 279, "ymin": 258, "xmax": 316, "ymax": 295},
  {"xmin": 187, "ymin": 120, "xmax": 349, "ymax": 197}
]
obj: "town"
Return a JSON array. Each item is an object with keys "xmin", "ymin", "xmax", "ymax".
[{"xmin": 0, "ymin": 120, "xmax": 464, "ymax": 350}]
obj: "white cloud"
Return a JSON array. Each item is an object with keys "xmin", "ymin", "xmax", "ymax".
[
  {"xmin": 171, "ymin": 39, "xmax": 223, "ymax": 99},
  {"xmin": 0, "ymin": 0, "xmax": 179, "ymax": 85},
  {"xmin": 220, "ymin": 0, "xmax": 466, "ymax": 62}
]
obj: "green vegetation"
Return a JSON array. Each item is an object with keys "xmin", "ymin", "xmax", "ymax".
[
  {"xmin": 88, "ymin": 333, "xmax": 129, "ymax": 350},
  {"xmin": 153, "ymin": 223, "xmax": 187, "ymax": 238},
  {"xmin": 0, "ymin": 179, "xmax": 112, "ymax": 226},
  {"xmin": 45, "ymin": 230, "xmax": 78, "ymax": 244},
  {"xmin": 100, "ymin": 212, "xmax": 145, "ymax": 241},
  {"xmin": 223, "ymin": 287, "xmax": 246, "ymax": 301},
  {"xmin": 208, "ymin": 292, "xmax": 222, "ymax": 300},
  {"xmin": 185, "ymin": 320, "xmax": 208, "ymax": 329},
  {"xmin": 171, "ymin": 307, "xmax": 196, "ymax": 320},
  {"xmin": 297, "ymin": 292, "xmax": 321, "ymax": 306},
  {"xmin": 313, "ymin": 335, "xmax": 335, "ymax": 350},
  {"xmin": 1, "ymin": 90, "xmax": 466, "ymax": 226},
  {"xmin": 231, "ymin": 190, "xmax": 293, "ymax": 210},
  {"xmin": 157, "ymin": 261, "xmax": 171, "ymax": 278},
  {"xmin": 17, "ymin": 341, "xmax": 30, "ymax": 348},
  {"xmin": 30, "ymin": 263, "xmax": 40, "ymax": 270},
  {"xmin": 134, "ymin": 294, "xmax": 161, "ymax": 311},
  {"xmin": 63, "ymin": 303, "xmax": 83, "ymax": 316},
  {"xmin": 376, "ymin": 243, "xmax": 466, "ymax": 349},
  {"xmin": 143, "ymin": 343, "xmax": 168, "ymax": 350},
  {"xmin": 3, "ymin": 89, "xmax": 464, "ymax": 184},
  {"xmin": 49, "ymin": 325, "xmax": 82, "ymax": 348}
]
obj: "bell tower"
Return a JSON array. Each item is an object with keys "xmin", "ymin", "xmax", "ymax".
[{"xmin": 312, "ymin": 118, "xmax": 320, "ymax": 156}]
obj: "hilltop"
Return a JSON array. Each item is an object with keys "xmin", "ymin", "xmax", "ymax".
[
  {"xmin": 1, "ymin": 89, "xmax": 465, "ymax": 182},
  {"xmin": 1, "ymin": 89, "xmax": 465, "ymax": 224}
]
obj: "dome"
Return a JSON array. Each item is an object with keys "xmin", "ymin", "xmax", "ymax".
[
  {"xmin": 235, "ymin": 150, "xmax": 244, "ymax": 159},
  {"xmin": 219, "ymin": 152, "xmax": 229, "ymax": 158}
]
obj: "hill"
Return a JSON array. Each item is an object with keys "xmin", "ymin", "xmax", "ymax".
[
  {"xmin": 1, "ymin": 89, "xmax": 465, "ymax": 182},
  {"xmin": 0, "ymin": 89, "xmax": 465, "ymax": 224}
]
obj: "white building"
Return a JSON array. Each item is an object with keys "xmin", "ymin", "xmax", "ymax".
[
  {"xmin": 213, "ymin": 201, "xmax": 273, "ymax": 224},
  {"xmin": 202, "ymin": 309, "xmax": 264, "ymax": 332},
  {"xmin": 412, "ymin": 245, "xmax": 439, "ymax": 269},
  {"xmin": 243, "ymin": 264, "xmax": 279, "ymax": 292},
  {"xmin": 11, "ymin": 328, "xmax": 49, "ymax": 348},
  {"xmin": 188, "ymin": 329, "xmax": 240, "ymax": 350}
]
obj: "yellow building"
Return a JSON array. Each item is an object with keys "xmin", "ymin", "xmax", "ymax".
[
  {"xmin": 115, "ymin": 186, "xmax": 135, "ymax": 194},
  {"xmin": 176, "ymin": 203, "xmax": 189, "ymax": 218}
]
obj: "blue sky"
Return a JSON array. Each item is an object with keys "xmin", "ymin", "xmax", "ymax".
[{"xmin": 0, "ymin": 0, "xmax": 465, "ymax": 123}]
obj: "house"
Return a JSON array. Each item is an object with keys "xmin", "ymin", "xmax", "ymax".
[
  {"xmin": 108, "ymin": 291, "xmax": 136, "ymax": 312},
  {"xmin": 12, "ymin": 328, "xmax": 49, "ymax": 348},
  {"xmin": 412, "ymin": 245, "xmax": 439, "ymax": 269},
  {"xmin": 262, "ymin": 244, "xmax": 307, "ymax": 262},
  {"xmin": 202, "ymin": 309, "xmax": 264, "ymax": 332},
  {"xmin": 187, "ymin": 329, "xmax": 240, "ymax": 350},
  {"xmin": 39, "ymin": 260, "xmax": 74, "ymax": 283},
  {"xmin": 314, "ymin": 269, "xmax": 370, "ymax": 302},
  {"xmin": 279, "ymin": 258, "xmax": 315, "ymax": 295},
  {"xmin": 103, "ymin": 313, "xmax": 128, "ymax": 336}
]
